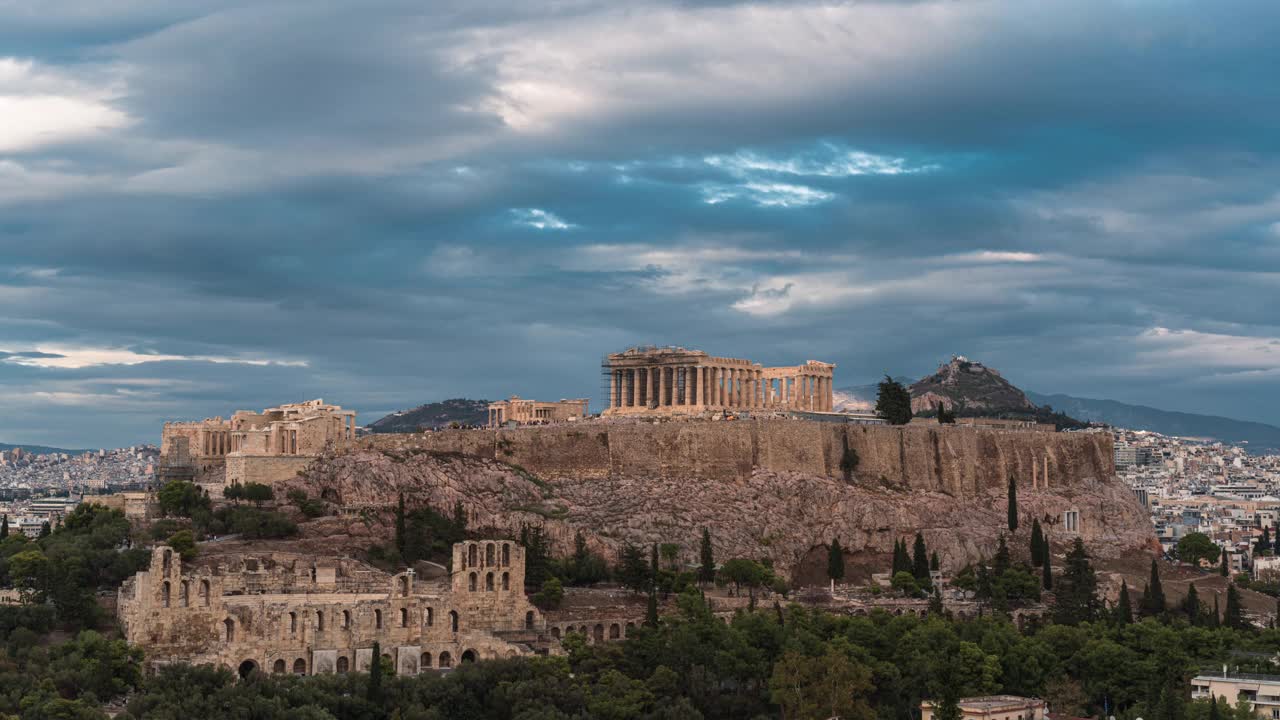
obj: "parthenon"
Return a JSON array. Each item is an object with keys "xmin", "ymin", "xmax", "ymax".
[{"xmin": 604, "ymin": 346, "xmax": 835, "ymax": 415}]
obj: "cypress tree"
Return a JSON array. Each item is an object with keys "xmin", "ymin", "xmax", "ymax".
[
  {"xmin": 395, "ymin": 493, "xmax": 407, "ymax": 555},
  {"xmin": 993, "ymin": 535, "xmax": 1011, "ymax": 576},
  {"xmin": 1221, "ymin": 549, "xmax": 1230, "ymax": 576},
  {"xmin": 912, "ymin": 533, "xmax": 931, "ymax": 584},
  {"xmin": 1007, "ymin": 476, "xmax": 1018, "ymax": 532},
  {"xmin": 0, "ymin": 514, "xmax": 7, "ymax": 539},
  {"xmin": 1143, "ymin": 558, "xmax": 1166, "ymax": 616},
  {"xmin": 368, "ymin": 641, "xmax": 383, "ymax": 702},
  {"xmin": 929, "ymin": 588, "xmax": 945, "ymax": 616},
  {"xmin": 1225, "ymin": 583, "xmax": 1247, "ymax": 630},
  {"xmin": 1210, "ymin": 696, "xmax": 1222, "ymax": 720},
  {"xmin": 1258, "ymin": 527, "xmax": 1274, "ymax": 557},
  {"xmin": 931, "ymin": 551, "xmax": 940, "ymax": 572},
  {"xmin": 1116, "ymin": 580, "xmax": 1133, "ymax": 625},
  {"xmin": 1183, "ymin": 582, "xmax": 1201, "ymax": 625},
  {"xmin": 699, "ymin": 528, "xmax": 715, "ymax": 584},
  {"xmin": 646, "ymin": 586, "xmax": 659, "ymax": 627},
  {"xmin": 1210, "ymin": 595, "xmax": 1221, "ymax": 628},
  {"xmin": 875, "ymin": 375, "xmax": 913, "ymax": 425},
  {"xmin": 39, "ymin": 521, "xmax": 50, "ymax": 538},
  {"xmin": 828, "ymin": 538, "xmax": 846, "ymax": 584},
  {"xmin": 1030, "ymin": 518, "xmax": 1044, "ymax": 567},
  {"xmin": 1042, "ymin": 554, "xmax": 1052, "ymax": 590},
  {"xmin": 893, "ymin": 539, "xmax": 910, "ymax": 575},
  {"xmin": 1052, "ymin": 537, "xmax": 1097, "ymax": 625}
]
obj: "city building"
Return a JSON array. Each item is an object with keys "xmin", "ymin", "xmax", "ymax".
[
  {"xmin": 1193, "ymin": 672, "xmax": 1280, "ymax": 719},
  {"xmin": 920, "ymin": 696, "xmax": 1046, "ymax": 720},
  {"xmin": 487, "ymin": 397, "xmax": 589, "ymax": 427},
  {"xmin": 604, "ymin": 346, "xmax": 835, "ymax": 415}
]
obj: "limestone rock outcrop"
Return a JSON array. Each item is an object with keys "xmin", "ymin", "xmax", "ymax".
[{"xmin": 283, "ymin": 420, "xmax": 1152, "ymax": 582}]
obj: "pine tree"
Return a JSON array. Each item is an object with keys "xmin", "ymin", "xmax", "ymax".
[
  {"xmin": 1225, "ymin": 583, "xmax": 1247, "ymax": 630},
  {"xmin": 1030, "ymin": 518, "xmax": 1044, "ymax": 567},
  {"xmin": 893, "ymin": 539, "xmax": 911, "ymax": 575},
  {"xmin": 699, "ymin": 528, "xmax": 715, "ymax": 584},
  {"xmin": 395, "ymin": 493, "xmax": 407, "ymax": 555},
  {"xmin": 929, "ymin": 588, "xmax": 945, "ymax": 616},
  {"xmin": 1116, "ymin": 580, "xmax": 1133, "ymax": 625},
  {"xmin": 1156, "ymin": 681, "xmax": 1186, "ymax": 720},
  {"xmin": 1143, "ymin": 558, "xmax": 1167, "ymax": 616},
  {"xmin": 828, "ymin": 538, "xmax": 846, "ymax": 584},
  {"xmin": 912, "ymin": 533, "xmax": 931, "ymax": 585},
  {"xmin": 1183, "ymin": 582, "xmax": 1201, "ymax": 625},
  {"xmin": 1052, "ymin": 537, "xmax": 1097, "ymax": 625},
  {"xmin": 368, "ymin": 641, "xmax": 383, "ymax": 702},
  {"xmin": 875, "ymin": 375, "xmax": 913, "ymax": 425},
  {"xmin": 1007, "ymin": 476, "xmax": 1018, "ymax": 532}
]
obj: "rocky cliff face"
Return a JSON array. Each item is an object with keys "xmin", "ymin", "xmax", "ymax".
[{"xmin": 284, "ymin": 420, "xmax": 1152, "ymax": 582}]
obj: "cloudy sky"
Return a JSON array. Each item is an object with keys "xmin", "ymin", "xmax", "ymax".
[{"xmin": 3, "ymin": 0, "xmax": 1279, "ymax": 448}]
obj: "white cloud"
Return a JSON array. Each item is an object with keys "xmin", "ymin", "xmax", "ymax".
[
  {"xmin": 2, "ymin": 345, "xmax": 307, "ymax": 369},
  {"xmin": 700, "ymin": 181, "xmax": 834, "ymax": 208},
  {"xmin": 1135, "ymin": 328, "xmax": 1280, "ymax": 372},
  {"xmin": 0, "ymin": 57, "xmax": 131, "ymax": 153},
  {"xmin": 511, "ymin": 208, "xmax": 575, "ymax": 230},
  {"xmin": 704, "ymin": 146, "xmax": 938, "ymax": 179}
]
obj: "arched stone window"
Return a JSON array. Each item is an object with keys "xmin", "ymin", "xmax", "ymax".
[
  {"xmin": 468, "ymin": 544, "xmax": 477, "ymax": 567},
  {"xmin": 336, "ymin": 656, "xmax": 349, "ymax": 673},
  {"xmin": 449, "ymin": 610, "xmax": 459, "ymax": 633},
  {"xmin": 502, "ymin": 572, "xmax": 510, "ymax": 591},
  {"xmin": 461, "ymin": 649, "xmax": 477, "ymax": 663},
  {"xmin": 609, "ymin": 623, "xmax": 620, "ymax": 639},
  {"xmin": 525, "ymin": 611, "xmax": 534, "ymax": 630},
  {"xmin": 273, "ymin": 659, "xmax": 286, "ymax": 674},
  {"xmin": 289, "ymin": 612, "xmax": 297, "ymax": 634},
  {"xmin": 468, "ymin": 572, "xmax": 477, "ymax": 591},
  {"xmin": 315, "ymin": 611, "xmax": 324, "ymax": 631},
  {"xmin": 223, "ymin": 617, "xmax": 235, "ymax": 643},
  {"xmin": 502, "ymin": 543, "xmax": 510, "ymax": 566},
  {"xmin": 161, "ymin": 581, "xmax": 171, "ymax": 608},
  {"xmin": 485, "ymin": 572, "xmax": 494, "ymax": 591},
  {"xmin": 237, "ymin": 660, "xmax": 257, "ymax": 680},
  {"xmin": 425, "ymin": 607, "xmax": 434, "ymax": 626},
  {"xmin": 293, "ymin": 658, "xmax": 306, "ymax": 675},
  {"xmin": 200, "ymin": 579, "xmax": 210, "ymax": 606},
  {"xmin": 400, "ymin": 608, "xmax": 408, "ymax": 627},
  {"xmin": 550, "ymin": 626, "xmax": 561, "ymax": 639},
  {"xmin": 593, "ymin": 624, "xmax": 604, "ymax": 643},
  {"xmin": 421, "ymin": 652, "xmax": 432, "ymax": 669},
  {"xmin": 342, "ymin": 610, "xmax": 351, "ymax": 628},
  {"xmin": 162, "ymin": 549, "xmax": 172, "ymax": 575},
  {"xmin": 179, "ymin": 581, "xmax": 189, "ymax": 607},
  {"xmin": 375, "ymin": 609, "xmax": 383, "ymax": 629},
  {"xmin": 485, "ymin": 543, "xmax": 495, "ymax": 566},
  {"xmin": 438, "ymin": 651, "xmax": 453, "ymax": 668}
]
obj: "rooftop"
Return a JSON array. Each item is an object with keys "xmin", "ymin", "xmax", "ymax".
[{"xmin": 1194, "ymin": 673, "xmax": 1280, "ymax": 684}]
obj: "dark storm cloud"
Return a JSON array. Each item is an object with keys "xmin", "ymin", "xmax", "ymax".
[{"xmin": 1, "ymin": 0, "xmax": 1279, "ymax": 447}]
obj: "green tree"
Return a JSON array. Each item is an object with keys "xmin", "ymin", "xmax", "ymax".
[
  {"xmin": 1007, "ymin": 476, "xmax": 1018, "ymax": 532},
  {"xmin": 699, "ymin": 528, "xmax": 715, "ymax": 584},
  {"xmin": 394, "ymin": 493, "xmax": 406, "ymax": 555},
  {"xmin": 912, "ymin": 532, "xmax": 931, "ymax": 587},
  {"xmin": 1257, "ymin": 527, "xmax": 1273, "ymax": 557},
  {"xmin": 1176, "ymin": 532, "xmax": 1221, "ymax": 567},
  {"xmin": 1182, "ymin": 582, "xmax": 1201, "ymax": 625},
  {"xmin": 1042, "ymin": 549, "xmax": 1053, "ymax": 589},
  {"xmin": 1225, "ymin": 583, "xmax": 1247, "ymax": 630},
  {"xmin": 931, "ymin": 551, "xmax": 940, "ymax": 572},
  {"xmin": 827, "ymin": 539, "xmax": 845, "ymax": 584},
  {"xmin": 1053, "ymin": 537, "xmax": 1097, "ymax": 624},
  {"xmin": 618, "ymin": 543, "xmax": 651, "ymax": 594},
  {"xmin": 769, "ymin": 647, "xmax": 875, "ymax": 720},
  {"xmin": 892, "ymin": 538, "xmax": 911, "ymax": 575},
  {"xmin": 936, "ymin": 402, "xmax": 956, "ymax": 424},
  {"xmin": 875, "ymin": 375, "xmax": 913, "ymax": 425},
  {"xmin": 533, "ymin": 577, "xmax": 564, "ymax": 610},
  {"xmin": 156, "ymin": 480, "xmax": 210, "ymax": 518},
  {"xmin": 1221, "ymin": 549, "xmax": 1230, "ymax": 576},
  {"xmin": 1116, "ymin": 580, "xmax": 1133, "ymax": 625},
  {"xmin": 1142, "ymin": 558, "xmax": 1167, "ymax": 616},
  {"xmin": 891, "ymin": 570, "xmax": 921, "ymax": 598},
  {"xmin": 367, "ymin": 640, "xmax": 383, "ymax": 702},
  {"xmin": 166, "ymin": 530, "xmax": 197, "ymax": 561},
  {"xmin": 1030, "ymin": 518, "xmax": 1044, "ymax": 567},
  {"xmin": 719, "ymin": 558, "xmax": 766, "ymax": 605},
  {"xmin": 1, "ymin": 514, "xmax": 8, "ymax": 539}
]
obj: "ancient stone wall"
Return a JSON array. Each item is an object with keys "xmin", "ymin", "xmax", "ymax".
[
  {"xmin": 226, "ymin": 455, "xmax": 313, "ymax": 487},
  {"xmin": 117, "ymin": 542, "xmax": 570, "ymax": 675}
]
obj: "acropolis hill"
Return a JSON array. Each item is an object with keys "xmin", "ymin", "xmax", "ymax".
[{"xmin": 283, "ymin": 418, "xmax": 1152, "ymax": 583}]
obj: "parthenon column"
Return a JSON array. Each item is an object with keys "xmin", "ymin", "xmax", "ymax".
[
  {"xmin": 716, "ymin": 367, "xmax": 724, "ymax": 406},
  {"xmin": 685, "ymin": 367, "xmax": 694, "ymax": 406},
  {"xmin": 695, "ymin": 366, "xmax": 704, "ymax": 407},
  {"xmin": 657, "ymin": 366, "xmax": 666, "ymax": 407}
]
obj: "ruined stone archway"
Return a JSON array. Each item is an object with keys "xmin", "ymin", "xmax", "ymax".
[
  {"xmin": 461, "ymin": 649, "xmax": 477, "ymax": 663},
  {"xmin": 238, "ymin": 660, "xmax": 259, "ymax": 680},
  {"xmin": 273, "ymin": 659, "xmax": 286, "ymax": 674},
  {"xmin": 293, "ymin": 658, "xmax": 307, "ymax": 675}
]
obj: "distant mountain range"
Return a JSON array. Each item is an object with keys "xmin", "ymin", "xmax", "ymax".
[
  {"xmin": 1026, "ymin": 392, "xmax": 1280, "ymax": 454},
  {"xmin": 0, "ymin": 442, "xmax": 89, "ymax": 455},
  {"xmin": 367, "ymin": 398, "xmax": 491, "ymax": 433}
]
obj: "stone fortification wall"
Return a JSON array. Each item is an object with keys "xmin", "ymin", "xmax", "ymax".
[
  {"xmin": 300, "ymin": 421, "xmax": 1146, "ymax": 580},
  {"xmin": 344, "ymin": 420, "xmax": 1113, "ymax": 495},
  {"xmin": 226, "ymin": 454, "xmax": 313, "ymax": 487}
]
